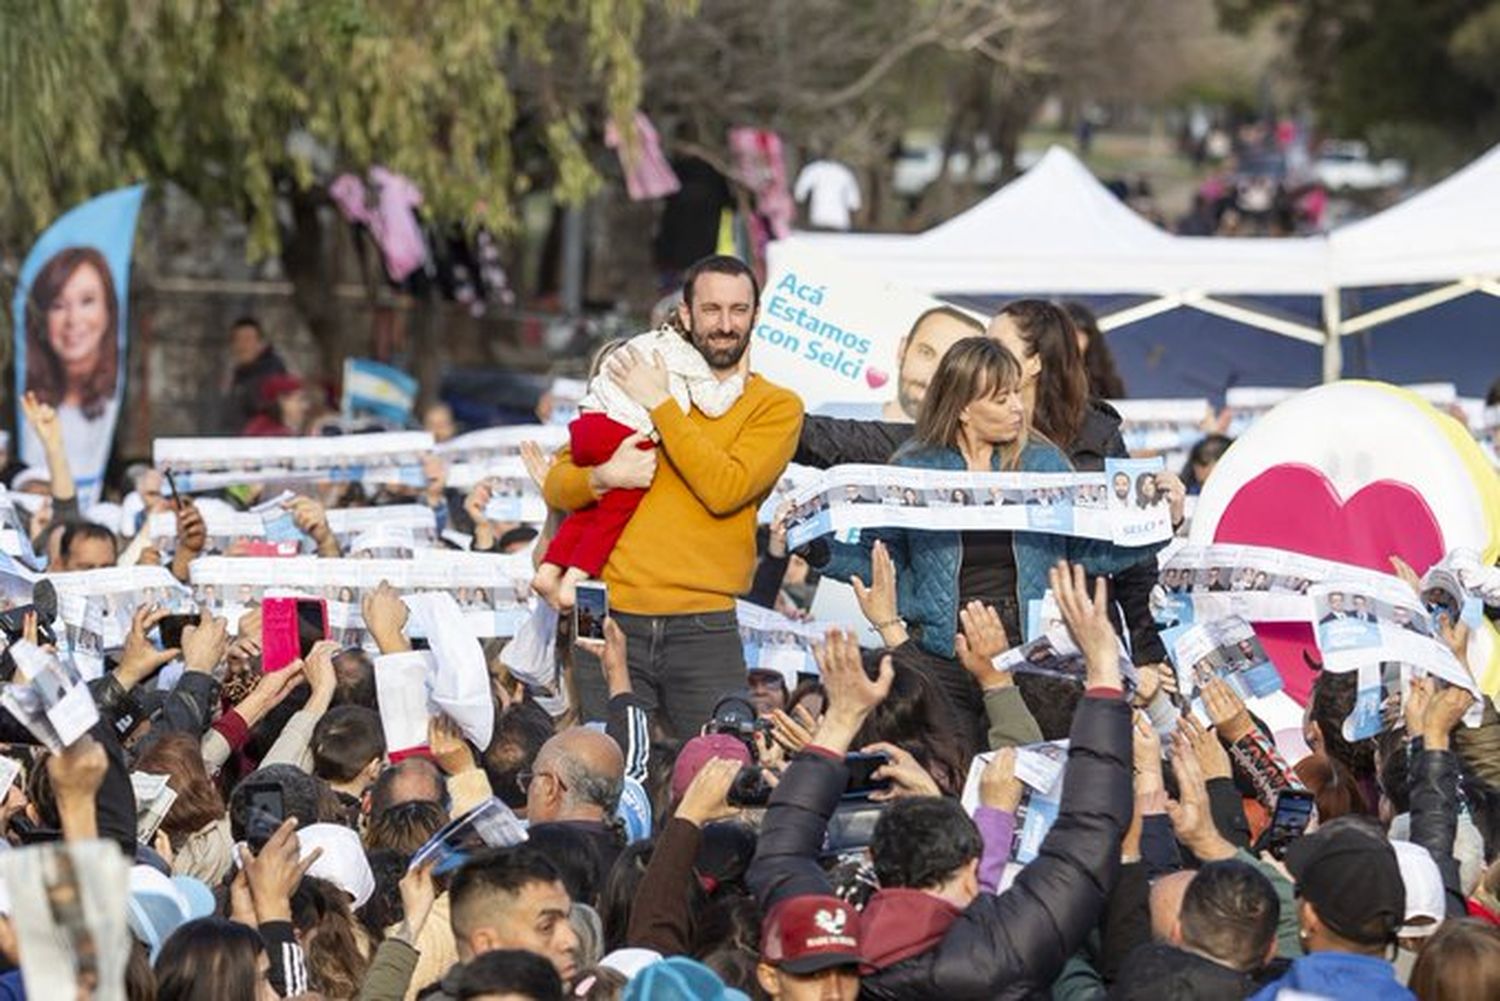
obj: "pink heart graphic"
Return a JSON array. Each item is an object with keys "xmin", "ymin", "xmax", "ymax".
[
  {"xmin": 1214, "ymin": 463, "xmax": 1446, "ymax": 704},
  {"xmin": 864, "ymin": 366, "xmax": 889, "ymax": 390}
]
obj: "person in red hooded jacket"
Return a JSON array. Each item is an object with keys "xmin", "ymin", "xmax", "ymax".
[{"xmin": 243, "ymin": 374, "xmax": 311, "ymax": 437}]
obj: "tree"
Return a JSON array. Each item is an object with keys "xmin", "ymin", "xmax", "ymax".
[
  {"xmin": 1218, "ymin": 0, "xmax": 1500, "ymax": 171},
  {"xmin": 0, "ymin": 0, "xmax": 681, "ymax": 371}
]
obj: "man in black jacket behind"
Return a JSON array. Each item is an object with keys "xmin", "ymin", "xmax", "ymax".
[{"xmin": 748, "ymin": 561, "xmax": 1133, "ymax": 999}]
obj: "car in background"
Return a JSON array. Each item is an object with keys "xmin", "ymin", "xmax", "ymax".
[
  {"xmin": 1313, "ymin": 140, "xmax": 1407, "ymax": 191},
  {"xmin": 893, "ymin": 135, "xmax": 1002, "ymax": 196}
]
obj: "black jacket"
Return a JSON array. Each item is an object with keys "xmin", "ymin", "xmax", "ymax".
[
  {"xmin": 229, "ymin": 345, "xmax": 288, "ymax": 431},
  {"xmin": 794, "ymin": 408, "xmax": 1168, "ymax": 664},
  {"xmin": 1408, "ymin": 741, "xmax": 1467, "ymax": 917},
  {"xmin": 1111, "ymin": 942, "xmax": 1254, "ymax": 1000},
  {"xmin": 748, "ymin": 695, "xmax": 1133, "ymax": 1000}
]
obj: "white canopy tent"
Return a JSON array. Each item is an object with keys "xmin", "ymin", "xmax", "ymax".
[
  {"xmin": 1329, "ymin": 143, "xmax": 1500, "ymax": 353},
  {"xmin": 771, "ymin": 146, "xmax": 1330, "ymax": 347}
]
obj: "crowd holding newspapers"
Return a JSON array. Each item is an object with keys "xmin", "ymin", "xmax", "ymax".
[{"xmin": 0, "ymin": 253, "xmax": 1496, "ymax": 1001}]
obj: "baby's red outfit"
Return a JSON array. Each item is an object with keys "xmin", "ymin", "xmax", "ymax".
[{"xmin": 542, "ymin": 411, "xmax": 655, "ymax": 575}]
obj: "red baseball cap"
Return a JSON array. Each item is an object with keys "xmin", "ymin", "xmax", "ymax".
[
  {"xmin": 670, "ymin": 734, "xmax": 751, "ymax": 802},
  {"xmin": 760, "ymin": 895, "xmax": 861, "ymax": 974}
]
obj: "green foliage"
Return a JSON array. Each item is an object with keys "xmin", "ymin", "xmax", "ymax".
[
  {"xmin": 0, "ymin": 0, "xmax": 674, "ymax": 257},
  {"xmin": 1218, "ymin": 0, "xmax": 1500, "ymax": 171}
]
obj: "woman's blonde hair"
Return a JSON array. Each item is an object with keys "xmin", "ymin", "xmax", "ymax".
[{"xmin": 910, "ymin": 336, "xmax": 1029, "ymax": 469}]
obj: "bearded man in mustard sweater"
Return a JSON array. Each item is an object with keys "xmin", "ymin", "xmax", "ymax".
[{"xmin": 543, "ymin": 255, "xmax": 803, "ymax": 736}]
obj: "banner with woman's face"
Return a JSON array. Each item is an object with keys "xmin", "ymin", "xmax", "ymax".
[{"xmin": 12, "ymin": 185, "xmax": 145, "ymax": 509}]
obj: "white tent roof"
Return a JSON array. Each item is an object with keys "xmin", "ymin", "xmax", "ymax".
[
  {"xmin": 772, "ymin": 146, "xmax": 1327, "ymax": 298},
  {"xmin": 1331, "ymin": 143, "xmax": 1500, "ymax": 288}
]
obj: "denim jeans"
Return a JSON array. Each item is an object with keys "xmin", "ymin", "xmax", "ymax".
[{"xmin": 573, "ymin": 608, "xmax": 746, "ymax": 738}]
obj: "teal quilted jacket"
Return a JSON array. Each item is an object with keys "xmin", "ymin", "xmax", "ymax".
[{"xmin": 819, "ymin": 438, "xmax": 1162, "ymax": 660}]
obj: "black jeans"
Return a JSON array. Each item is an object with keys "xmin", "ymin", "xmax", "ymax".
[{"xmin": 573, "ymin": 609, "xmax": 746, "ymax": 738}]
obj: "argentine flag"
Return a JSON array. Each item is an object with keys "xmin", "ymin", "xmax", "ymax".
[{"xmin": 343, "ymin": 358, "xmax": 418, "ymax": 424}]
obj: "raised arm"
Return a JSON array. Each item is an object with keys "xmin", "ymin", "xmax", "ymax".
[
  {"xmin": 912, "ymin": 564, "xmax": 1133, "ymax": 995},
  {"xmin": 22, "ymin": 393, "xmax": 78, "ymax": 518},
  {"xmin": 749, "ymin": 630, "xmax": 892, "ymax": 911}
]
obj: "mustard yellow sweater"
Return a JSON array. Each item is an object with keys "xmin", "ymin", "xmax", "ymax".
[{"xmin": 543, "ymin": 374, "xmax": 803, "ymax": 614}]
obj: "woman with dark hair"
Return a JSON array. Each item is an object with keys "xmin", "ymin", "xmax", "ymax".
[
  {"xmin": 21, "ymin": 246, "xmax": 122, "ymax": 478},
  {"xmin": 154, "ymin": 918, "xmax": 277, "ymax": 1001},
  {"xmin": 1061, "ymin": 301, "xmax": 1126, "ymax": 400},
  {"xmin": 855, "ymin": 657, "xmax": 972, "ymax": 792},
  {"xmin": 1135, "ymin": 472, "xmax": 1159, "ymax": 508},
  {"xmin": 1182, "ymin": 433, "xmax": 1234, "ymax": 495},
  {"xmin": 989, "ymin": 298, "xmax": 1181, "ymax": 673},
  {"xmin": 989, "ymin": 300, "xmax": 1090, "ymax": 452},
  {"xmin": 807, "ymin": 337, "xmax": 1155, "ymax": 741}
]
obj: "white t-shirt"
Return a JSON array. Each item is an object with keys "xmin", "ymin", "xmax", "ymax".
[{"xmin": 794, "ymin": 160, "xmax": 862, "ymax": 230}]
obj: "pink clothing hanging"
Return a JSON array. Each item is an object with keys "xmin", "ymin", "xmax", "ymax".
[
  {"xmin": 728, "ymin": 127, "xmax": 794, "ymax": 241},
  {"xmin": 605, "ymin": 112, "xmax": 681, "ymax": 201},
  {"xmin": 328, "ymin": 168, "xmax": 429, "ymax": 282}
]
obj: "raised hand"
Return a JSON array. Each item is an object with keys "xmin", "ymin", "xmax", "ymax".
[
  {"xmin": 576, "ymin": 616, "xmax": 630, "ymax": 696},
  {"xmin": 1422, "ymin": 683, "xmax": 1476, "ymax": 751},
  {"xmin": 1155, "ymin": 471, "xmax": 1187, "ymax": 528},
  {"xmin": 978, "ymin": 746, "xmax": 1023, "ymax": 812},
  {"xmin": 519, "ymin": 441, "xmax": 551, "ymax": 491},
  {"xmin": 361, "ymin": 581, "xmax": 410, "ymax": 654},
  {"xmin": 180, "ymin": 609, "xmax": 229, "ymax": 676},
  {"xmin": 21, "ymin": 392, "xmax": 63, "ymax": 454},
  {"xmin": 1050, "ymin": 561, "xmax": 1121, "ymax": 688},
  {"xmin": 1180, "ymin": 712, "xmax": 1232, "ymax": 780},
  {"xmin": 428, "ymin": 714, "xmax": 475, "ymax": 775},
  {"xmin": 864, "ymin": 741, "xmax": 942, "ymax": 802},
  {"xmin": 812, "ymin": 628, "xmax": 893, "ymax": 753},
  {"xmin": 117, "ymin": 603, "xmax": 179, "ymax": 689},
  {"xmin": 675, "ymin": 756, "xmax": 741, "ymax": 827},
  {"xmin": 1201, "ymin": 678, "xmax": 1254, "ymax": 743},
  {"xmin": 239, "ymin": 818, "xmax": 321, "ymax": 922},
  {"xmin": 955, "ymin": 600, "xmax": 1014, "ymax": 690},
  {"xmin": 851, "ymin": 541, "xmax": 904, "ymax": 644},
  {"xmin": 1165, "ymin": 730, "xmax": 1235, "ymax": 861}
]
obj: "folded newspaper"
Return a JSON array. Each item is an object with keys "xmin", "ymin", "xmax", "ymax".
[
  {"xmin": 409, "ymin": 797, "xmax": 528, "ymax": 875},
  {"xmin": 1, "ymin": 641, "xmax": 100, "ymax": 750}
]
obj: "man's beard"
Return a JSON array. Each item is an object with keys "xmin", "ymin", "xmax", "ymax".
[
  {"xmin": 897, "ymin": 379, "xmax": 926, "ymax": 420},
  {"xmin": 688, "ymin": 319, "xmax": 751, "ymax": 370}
]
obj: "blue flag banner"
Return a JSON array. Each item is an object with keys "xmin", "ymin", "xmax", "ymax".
[
  {"xmin": 13, "ymin": 185, "xmax": 146, "ymax": 509},
  {"xmin": 343, "ymin": 358, "xmax": 419, "ymax": 425}
]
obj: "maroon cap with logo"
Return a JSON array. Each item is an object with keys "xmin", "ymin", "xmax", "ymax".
[{"xmin": 760, "ymin": 895, "xmax": 862, "ymax": 974}]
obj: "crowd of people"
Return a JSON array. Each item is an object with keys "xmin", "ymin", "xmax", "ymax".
[{"xmin": 0, "ymin": 252, "xmax": 1495, "ymax": 1001}]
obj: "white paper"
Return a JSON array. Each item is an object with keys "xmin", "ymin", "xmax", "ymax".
[
  {"xmin": 500, "ymin": 603, "xmax": 560, "ymax": 689},
  {"xmin": 783, "ymin": 461, "xmax": 1169, "ymax": 550},
  {"xmin": 0, "ymin": 839, "xmax": 130, "ymax": 1001},
  {"xmin": 154, "ymin": 431, "xmax": 434, "ymax": 491},
  {"xmin": 374, "ymin": 651, "xmax": 432, "ymax": 755},
  {"xmin": 406, "ymin": 592, "xmax": 495, "ymax": 748}
]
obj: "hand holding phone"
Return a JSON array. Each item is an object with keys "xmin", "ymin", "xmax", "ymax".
[
  {"xmin": 261, "ymin": 596, "xmax": 329, "ymax": 672},
  {"xmin": 1257, "ymin": 788, "xmax": 1315, "ymax": 859},
  {"xmin": 843, "ymin": 751, "xmax": 893, "ymax": 799},
  {"xmin": 574, "ymin": 582, "xmax": 607, "ymax": 642},
  {"xmin": 242, "ymin": 782, "xmax": 286, "ymax": 848}
]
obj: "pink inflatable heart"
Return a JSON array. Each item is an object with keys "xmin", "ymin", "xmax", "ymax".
[
  {"xmin": 1213, "ymin": 463, "xmax": 1446, "ymax": 704},
  {"xmin": 864, "ymin": 366, "xmax": 889, "ymax": 390}
]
